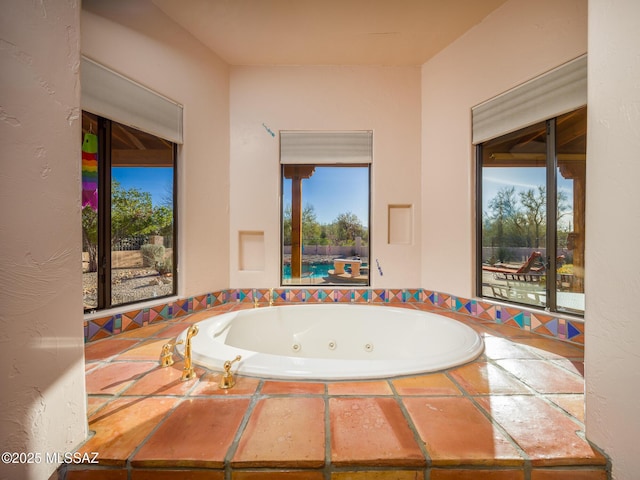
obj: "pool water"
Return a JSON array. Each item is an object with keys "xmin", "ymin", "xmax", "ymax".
[{"xmin": 282, "ymin": 263, "xmax": 333, "ymax": 279}]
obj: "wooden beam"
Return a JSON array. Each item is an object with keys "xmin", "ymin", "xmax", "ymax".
[
  {"xmin": 291, "ymin": 175, "xmax": 302, "ymax": 279},
  {"xmin": 283, "ymin": 165, "xmax": 315, "ymax": 279},
  {"xmin": 486, "ymin": 153, "xmax": 585, "ymax": 169},
  {"xmin": 283, "ymin": 165, "xmax": 316, "ymax": 179},
  {"xmin": 113, "ymin": 123, "xmax": 147, "ymax": 150},
  {"xmin": 112, "ymin": 149, "xmax": 173, "ymax": 167}
]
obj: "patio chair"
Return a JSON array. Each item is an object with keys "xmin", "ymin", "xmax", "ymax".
[{"xmin": 483, "ymin": 251, "xmax": 548, "ymax": 284}]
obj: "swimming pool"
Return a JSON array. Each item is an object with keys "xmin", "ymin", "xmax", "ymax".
[
  {"xmin": 282, "ymin": 262, "xmax": 368, "ymax": 279},
  {"xmin": 282, "ymin": 263, "xmax": 333, "ymax": 279}
]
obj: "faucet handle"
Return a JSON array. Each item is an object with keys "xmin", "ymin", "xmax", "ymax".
[
  {"xmin": 160, "ymin": 339, "xmax": 183, "ymax": 367},
  {"xmin": 223, "ymin": 355, "xmax": 242, "ymax": 372},
  {"xmin": 219, "ymin": 355, "xmax": 242, "ymax": 389}
]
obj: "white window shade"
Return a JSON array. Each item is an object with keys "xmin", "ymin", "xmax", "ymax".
[
  {"xmin": 81, "ymin": 57, "xmax": 183, "ymax": 144},
  {"xmin": 280, "ymin": 131, "xmax": 373, "ymax": 164},
  {"xmin": 472, "ymin": 55, "xmax": 587, "ymax": 145}
]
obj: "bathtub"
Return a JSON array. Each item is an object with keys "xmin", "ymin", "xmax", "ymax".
[{"xmin": 176, "ymin": 304, "xmax": 484, "ymax": 380}]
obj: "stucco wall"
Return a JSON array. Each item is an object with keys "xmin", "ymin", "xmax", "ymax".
[
  {"xmin": 0, "ymin": 1, "xmax": 87, "ymax": 479},
  {"xmin": 229, "ymin": 66, "xmax": 422, "ymax": 288},
  {"xmin": 81, "ymin": 6, "xmax": 230, "ymax": 297},
  {"xmin": 420, "ymin": 0, "xmax": 587, "ymax": 297},
  {"xmin": 585, "ymin": 0, "xmax": 640, "ymax": 477}
]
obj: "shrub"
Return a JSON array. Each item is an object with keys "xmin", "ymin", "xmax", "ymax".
[
  {"xmin": 157, "ymin": 257, "xmax": 173, "ymax": 276},
  {"xmin": 141, "ymin": 244, "xmax": 165, "ymax": 268}
]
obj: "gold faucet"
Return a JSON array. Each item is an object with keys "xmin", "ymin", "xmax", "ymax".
[
  {"xmin": 269, "ymin": 288, "xmax": 274, "ymax": 307},
  {"xmin": 159, "ymin": 339, "xmax": 183, "ymax": 367},
  {"xmin": 181, "ymin": 325, "xmax": 199, "ymax": 381},
  {"xmin": 219, "ymin": 355, "xmax": 242, "ymax": 389},
  {"xmin": 254, "ymin": 293, "xmax": 259, "ymax": 308}
]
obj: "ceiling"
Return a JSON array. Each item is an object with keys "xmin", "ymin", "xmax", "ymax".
[{"xmin": 84, "ymin": 0, "xmax": 508, "ymax": 66}]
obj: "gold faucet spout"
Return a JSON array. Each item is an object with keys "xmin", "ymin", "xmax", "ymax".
[
  {"xmin": 269, "ymin": 288, "xmax": 274, "ymax": 307},
  {"xmin": 181, "ymin": 325, "xmax": 199, "ymax": 381}
]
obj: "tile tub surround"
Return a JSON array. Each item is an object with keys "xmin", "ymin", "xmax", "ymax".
[
  {"xmin": 64, "ymin": 304, "xmax": 609, "ymax": 479},
  {"xmin": 84, "ymin": 288, "xmax": 586, "ymax": 345}
]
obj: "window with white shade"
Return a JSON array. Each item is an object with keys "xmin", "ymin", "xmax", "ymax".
[
  {"xmin": 475, "ymin": 56, "xmax": 586, "ymax": 316},
  {"xmin": 477, "ymin": 107, "xmax": 586, "ymax": 316},
  {"xmin": 280, "ymin": 131, "xmax": 372, "ymax": 286},
  {"xmin": 81, "ymin": 59, "xmax": 181, "ymax": 311}
]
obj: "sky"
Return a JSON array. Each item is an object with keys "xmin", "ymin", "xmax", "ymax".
[
  {"xmin": 113, "ymin": 165, "xmax": 369, "ymax": 223},
  {"xmin": 482, "ymin": 167, "xmax": 546, "ymax": 211},
  {"xmin": 113, "ymin": 164, "xmax": 570, "ymax": 227},
  {"xmin": 282, "ymin": 166, "xmax": 369, "ymax": 225},
  {"xmin": 112, "ymin": 167, "xmax": 173, "ymax": 206}
]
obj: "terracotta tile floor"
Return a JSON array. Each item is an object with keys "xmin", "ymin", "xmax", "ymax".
[{"xmin": 62, "ymin": 304, "xmax": 610, "ymax": 479}]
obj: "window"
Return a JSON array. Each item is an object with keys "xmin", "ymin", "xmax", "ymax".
[
  {"xmin": 82, "ymin": 111, "xmax": 177, "ymax": 311},
  {"xmin": 280, "ymin": 130, "xmax": 372, "ymax": 286},
  {"xmin": 281, "ymin": 164, "xmax": 370, "ymax": 286},
  {"xmin": 477, "ymin": 107, "xmax": 586, "ymax": 316}
]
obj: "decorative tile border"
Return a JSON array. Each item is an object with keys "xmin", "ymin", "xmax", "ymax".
[{"xmin": 84, "ymin": 288, "xmax": 586, "ymax": 345}]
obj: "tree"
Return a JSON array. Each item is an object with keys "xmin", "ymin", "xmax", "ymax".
[
  {"xmin": 321, "ymin": 222, "xmax": 338, "ymax": 248},
  {"xmin": 333, "ymin": 212, "xmax": 366, "ymax": 245},
  {"xmin": 81, "ymin": 181, "xmax": 174, "ymax": 272},
  {"xmin": 282, "ymin": 203, "xmax": 321, "ymax": 246},
  {"xmin": 486, "ymin": 186, "xmax": 522, "ymax": 253},
  {"xmin": 111, "ymin": 181, "xmax": 155, "ymax": 247},
  {"xmin": 483, "ymin": 183, "xmax": 574, "ymax": 262},
  {"xmin": 150, "ymin": 205, "xmax": 173, "ymax": 237},
  {"xmin": 556, "ymin": 189, "xmax": 571, "ymax": 224},
  {"xmin": 520, "ymin": 186, "xmax": 546, "ymax": 248},
  {"xmin": 82, "ymin": 206, "xmax": 98, "ymax": 272}
]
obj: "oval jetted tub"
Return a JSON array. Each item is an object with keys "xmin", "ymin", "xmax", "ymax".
[{"xmin": 176, "ymin": 304, "xmax": 484, "ymax": 380}]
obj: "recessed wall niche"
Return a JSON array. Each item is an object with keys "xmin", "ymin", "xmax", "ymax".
[
  {"xmin": 388, "ymin": 204, "xmax": 413, "ymax": 245},
  {"xmin": 238, "ymin": 231, "xmax": 265, "ymax": 271}
]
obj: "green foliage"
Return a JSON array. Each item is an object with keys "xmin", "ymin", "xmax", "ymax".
[
  {"xmin": 282, "ymin": 204, "xmax": 368, "ymax": 247},
  {"xmin": 81, "ymin": 181, "xmax": 174, "ymax": 273},
  {"xmin": 111, "ymin": 181, "xmax": 153, "ymax": 245},
  {"xmin": 282, "ymin": 203, "xmax": 323, "ymax": 245},
  {"xmin": 141, "ymin": 244, "xmax": 166, "ymax": 268},
  {"xmin": 333, "ymin": 212, "xmax": 367, "ymax": 245},
  {"xmin": 150, "ymin": 205, "xmax": 173, "ymax": 237},
  {"xmin": 109, "ymin": 180, "xmax": 174, "ymax": 248},
  {"xmin": 156, "ymin": 256, "xmax": 173, "ymax": 275}
]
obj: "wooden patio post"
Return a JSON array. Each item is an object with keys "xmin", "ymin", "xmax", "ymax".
[{"xmin": 283, "ymin": 165, "xmax": 315, "ymax": 280}]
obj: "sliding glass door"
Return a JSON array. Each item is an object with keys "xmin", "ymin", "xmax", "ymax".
[{"xmin": 478, "ymin": 106, "xmax": 586, "ymax": 316}]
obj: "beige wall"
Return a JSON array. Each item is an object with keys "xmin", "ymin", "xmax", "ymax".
[
  {"xmin": 229, "ymin": 66, "xmax": 422, "ymax": 288},
  {"xmin": 586, "ymin": 0, "xmax": 640, "ymax": 477},
  {"xmin": 81, "ymin": 7, "xmax": 230, "ymax": 297},
  {"xmin": 0, "ymin": 1, "xmax": 87, "ymax": 479},
  {"xmin": 420, "ymin": 0, "xmax": 587, "ymax": 297}
]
